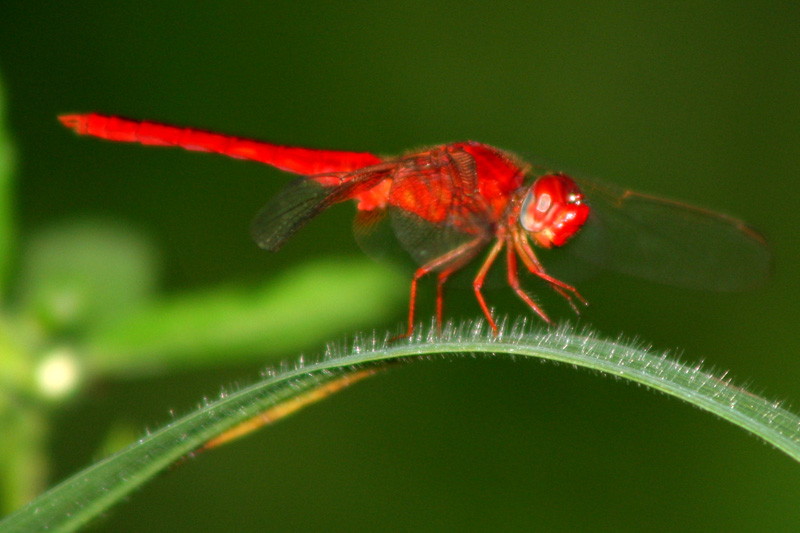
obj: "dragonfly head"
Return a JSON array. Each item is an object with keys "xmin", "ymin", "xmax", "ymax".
[{"xmin": 520, "ymin": 174, "xmax": 590, "ymax": 248}]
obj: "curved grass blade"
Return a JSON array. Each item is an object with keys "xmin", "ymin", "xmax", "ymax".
[{"xmin": 3, "ymin": 321, "xmax": 799, "ymax": 532}]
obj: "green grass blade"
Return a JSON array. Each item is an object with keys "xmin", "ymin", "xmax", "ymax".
[
  {"xmin": 0, "ymin": 365, "xmax": 381, "ymax": 533},
  {"xmin": 3, "ymin": 322, "xmax": 798, "ymax": 532}
]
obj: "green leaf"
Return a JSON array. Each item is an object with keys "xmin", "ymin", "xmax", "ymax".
[
  {"xmin": 3, "ymin": 322, "xmax": 799, "ymax": 532},
  {"xmin": 83, "ymin": 258, "xmax": 406, "ymax": 376}
]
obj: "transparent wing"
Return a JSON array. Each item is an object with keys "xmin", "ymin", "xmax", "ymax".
[
  {"xmin": 251, "ymin": 177, "xmax": 340, "ymax": 251},
  {"xmin": 251, "ymin": 164, "xmax": 395, "ymax": 251},
  {"xmin": 565, "ymin": 178, "xmax": 771, "ymax": 291}
]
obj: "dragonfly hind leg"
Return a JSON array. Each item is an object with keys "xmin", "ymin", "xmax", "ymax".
[
  {"xmin": 400, "ymin": 237, "xmax": 487, "ymax": 339},
  {"xmin": 471, "ymin": 239, "xmax": 506, "ymax": 336}
]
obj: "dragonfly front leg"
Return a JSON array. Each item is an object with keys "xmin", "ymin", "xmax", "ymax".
[
  {"xmin": 510, "ymin": 226, "xmax": 587, "ymax": 313},
  {"xmin": 505, "ymin": 239, "xmax": 552, "ymax": 324}
]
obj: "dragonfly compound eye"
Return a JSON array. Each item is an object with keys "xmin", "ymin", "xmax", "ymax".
[{"xmin": 520, "ymin": 174, "xmax": 590, "ymax": 248}]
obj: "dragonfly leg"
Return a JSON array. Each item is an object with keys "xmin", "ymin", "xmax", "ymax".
[
  {"xmin": 400, "ymin": 237, "xmax": 486, "ymax": 339},
  {"xmin": 505, "ymin": 240, "xmax": 553, "ymax": 324},
  {"xmin": 472, "ymin": 239, "xmax": 506, "ymax": 336},
  {"xmin": 434, "ymin": 267, "xmax": 463, "ymax": 333},
  {"xmin": 511, "ymin": 227, "xmax": 588, "ymax": 312},
  {"xmin": 436, "ymin": 272, "xmax": 446, "ymax": 331}
]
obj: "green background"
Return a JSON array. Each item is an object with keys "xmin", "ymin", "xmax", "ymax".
[{"xmin": 2, "ymin": 1, "xmax": 799, "ymax": 530}]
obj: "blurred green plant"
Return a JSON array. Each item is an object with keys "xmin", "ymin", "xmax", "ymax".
[{"xmin": 0, "ymin": 74, "xmax": 405, "ymax": 516}]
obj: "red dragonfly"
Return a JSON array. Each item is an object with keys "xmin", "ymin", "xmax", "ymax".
[{"xmin": 59, "ymin": 113, "xmax": 771, "ymax": 336}]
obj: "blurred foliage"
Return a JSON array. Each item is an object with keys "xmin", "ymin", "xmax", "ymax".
[
  {"xmin": 17, "ymin": 219, "xmax": 158, "ymax": 334},
  {"xmin": 0, "ymin": 70, "xmax": 404, "ymax": 514},
  {"xmin": 0, "ymin": 1, "xmax": 798, "ymax": 531}
]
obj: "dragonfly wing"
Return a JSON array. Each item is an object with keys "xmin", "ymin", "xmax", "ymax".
[
  {"xmin": 353, "ymin": 208, "xmax": 418, "ymax": 271},
  {"xmin": 566, "ymin": 183, "xmax": 771, "ymax": 291},
  {"xmin": 252, "ymin": 164, "xmax": 397, "ymax": 251},
  {"xmin": 251, "ymin": 177, "xmax": 340, "ymax": 251}
]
